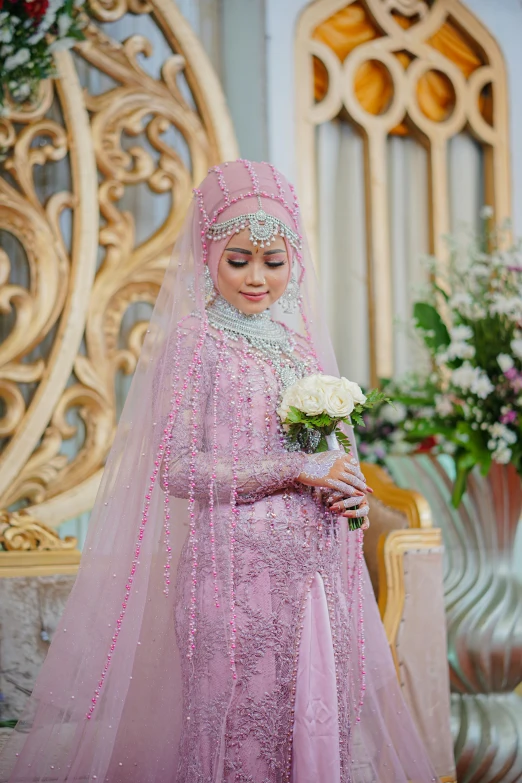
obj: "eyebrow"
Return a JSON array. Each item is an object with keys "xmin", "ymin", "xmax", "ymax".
[{"xmin": 226, "ymin": 247, "xmax": 287, "ymax": 256}]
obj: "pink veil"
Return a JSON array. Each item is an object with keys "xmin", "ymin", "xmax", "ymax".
[{"xmin": 0, "ymin": 160, "xmax": 438, "ymax": 782}]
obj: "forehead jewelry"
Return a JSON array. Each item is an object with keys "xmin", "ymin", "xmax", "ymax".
[{"xmin": 206, "ymin": 196, "xmax": 301, "ymax": 250}]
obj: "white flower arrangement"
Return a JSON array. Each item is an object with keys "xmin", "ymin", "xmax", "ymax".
[
  {"xmin": 277, "ymin": 373, "xmax": 385, "ymax": 454},
  {"xmin": 390, "ymin": 214, "xmax": 522, "ymax": 505},
  {"xmin": 0, "ymin": 1, "xmax": 86, "ymax": 111}
]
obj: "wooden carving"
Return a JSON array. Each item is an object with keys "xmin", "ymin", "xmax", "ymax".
[{"xmin": 0, "ymin": 0, "xmax": 238, "ymax": 540}]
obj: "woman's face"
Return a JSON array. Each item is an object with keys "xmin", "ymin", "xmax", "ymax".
[{"xmin": 217, "ymin": 227, "xmax": 290, "ymax": 314}]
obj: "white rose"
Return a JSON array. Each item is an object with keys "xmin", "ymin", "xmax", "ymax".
[
  {"xmin": 277, "ymin": 375, "xmax": 328, "ymax": 420},
  {"xmin": 316, "ymin": 375, "xmax": 355, "ymax": 418},
  {"xmin": 339, "ymin": 377, "xmax": 366, "ymax": 406},
  {"xmin": 295, "ymin": 377, "xmax": 329, "ymax": 416},
  {"xmin": 498, "ymin": 353, "xmax": 514, "ymax": 372}
]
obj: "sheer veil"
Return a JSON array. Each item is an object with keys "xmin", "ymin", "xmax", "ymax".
[{"xmin": 0, "ymin": 160, "xmax": 438, "ymax": 783}]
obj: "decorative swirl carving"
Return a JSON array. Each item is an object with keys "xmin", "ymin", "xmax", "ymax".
[
  {"xmin": 384, "ymin": 0, "xmax": 430, "ymax": 17},
  {"xmin": 0, "ymin": 3, "xmax": 238, "ymax": 530},
  {"xmin": 0, "ymin": 510, "xmax": 77, "ymax": 551}
]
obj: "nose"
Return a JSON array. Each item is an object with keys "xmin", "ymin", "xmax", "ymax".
[{"xmin": 245, "ymin": 262, "xmax": 266, "ymax": 287}]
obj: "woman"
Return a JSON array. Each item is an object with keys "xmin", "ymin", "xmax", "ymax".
[{"xmin": 0, "ymin": 161, "xmax": 438, "ymax": 782}]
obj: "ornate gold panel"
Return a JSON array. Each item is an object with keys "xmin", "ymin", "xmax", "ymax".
[
  {"xmin": 0, "ymin": 2, "xmax": 238, "ymax": 539},
  {"xmin": 295, "ymin": 0, "xmax": 510, "ymax": 384}
]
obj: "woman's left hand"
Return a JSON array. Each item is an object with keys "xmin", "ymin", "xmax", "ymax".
[{"xmin": 326, "ymin": 491, "xmax": 370, "ymax": 530}]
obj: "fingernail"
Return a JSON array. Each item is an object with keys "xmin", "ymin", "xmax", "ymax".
[{"xmin": 366, "ymin": 486, "xmax": 374, "ymax": 493}]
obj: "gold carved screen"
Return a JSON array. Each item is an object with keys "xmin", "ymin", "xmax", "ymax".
[
  {"xmin": 295, "ymin": 0, "xmax": 510, "ymax": 385},
  {"xmin": 0, "ymin": 0, "xmax": 238, "ymax": 554}
]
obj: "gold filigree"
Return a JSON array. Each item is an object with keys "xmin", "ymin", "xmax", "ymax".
[
  {"xmin": 297, "ymin": 0, "xmax": 510, "ymax": 383},
  {"xmin": 383, "ymin": 0, "xmax": 429, "ymax": 17},
  {"xmin": 0, "ymin": 510, "xmax": 77, "ymax": 551},
  {"xmin": 0, "ymin": 3, "xmax": 238, "ymax": 530}
]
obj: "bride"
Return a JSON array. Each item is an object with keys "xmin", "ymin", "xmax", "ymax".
[{"xmin": 0, "ymin": 160, "xmax": 438, "ymax": 782}]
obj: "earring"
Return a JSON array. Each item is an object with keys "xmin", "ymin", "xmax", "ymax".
[
  {"xmin": 204, "ymin": 265, "xmax": 217, "ymax": 304},
  {"xmin": 279, "ymin": 275, "xmax": 300, "ymax": 314}
]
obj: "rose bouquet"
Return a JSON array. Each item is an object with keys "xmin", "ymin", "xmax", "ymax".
[
  {"xmin": 277, "ymin": 373, "xmax": 385, "ymax": 454},
  {"xmin": 0, "ymin": 0, "xmax": 86, "ymax": 110}
]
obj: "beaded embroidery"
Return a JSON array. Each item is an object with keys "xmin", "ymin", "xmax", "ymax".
[
  {"xmin": 206, "ymin": 296, "xmax": 307, "ymax": 391},
  {"xmin": 206, "ymin": 196, "xmax": 301, "ymax": 250}
]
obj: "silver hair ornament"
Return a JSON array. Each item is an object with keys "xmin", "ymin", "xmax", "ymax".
[{"xmin": 206, "ymin": 198, "xmax": 301, "ymax": 251}]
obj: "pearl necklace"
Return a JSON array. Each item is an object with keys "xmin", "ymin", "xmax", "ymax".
[{"xmin": 206, "ymin": 296, "xmax": 307, "ymax": 390}]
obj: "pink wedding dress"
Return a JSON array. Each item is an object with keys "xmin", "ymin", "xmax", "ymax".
[{"xmin": 0, "ymin": 160, "xmax": 438, "ymax": 783}]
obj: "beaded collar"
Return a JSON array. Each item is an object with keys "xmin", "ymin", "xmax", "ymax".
[
  {"xmin": 206, "ymin": 296, "xmax": 307, "ymax": 390},
  {"xmin": 206, "ymin": 296, "xmax": 288, "ymax": 347}
]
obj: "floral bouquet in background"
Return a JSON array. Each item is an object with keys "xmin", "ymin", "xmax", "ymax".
[
  {"xmin": 394, "ymin": 212, "xmax": 522, "ymax": 505},
  {"xmin": 277, "ymin": 373, "xmax": 386, "ymax": 455},
  {"xmin": 354, "ymin": 378, "xmax": 434, "ymax": 464},
  {"xmin": 0, "ymin": 0, "xmax": 86, "ymax": 110}
]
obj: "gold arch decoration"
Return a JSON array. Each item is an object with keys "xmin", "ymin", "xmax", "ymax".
[
  {"xmin": 295, "ymin": 0, "xmax": 510, "ymax": 385},
  {"xmin": 0, "ymin": 1, "xmax": 238, "ymax": 544}
]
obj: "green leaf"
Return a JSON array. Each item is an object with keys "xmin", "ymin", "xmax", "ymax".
[
  {"xmin": 413, "ymin": 302, "xmax": 450, "ymax": 351},
  {"xmin": 287, "ymin": 406, "xmax": 305, "ymax": 423},
  {"xmin": 316, "ymin": 436, "xmax": 328, "ymax": 452},
  {"xmin": 335, "ymin": 430, "xmax": 352, "ymax": 454}
]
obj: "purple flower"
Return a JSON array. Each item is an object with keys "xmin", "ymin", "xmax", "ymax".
[
  {"xmin": 504, "ymin": 368, "xmax": 518, "ymax": 380},
  {"xmin": 500, "ymin": 410, "xmax": 518, "ymax": 425}
]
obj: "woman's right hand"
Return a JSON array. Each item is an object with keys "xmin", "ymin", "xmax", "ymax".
[{"xmin": 297, "ymin": 450, "xmax": 373, "ymax": 497}]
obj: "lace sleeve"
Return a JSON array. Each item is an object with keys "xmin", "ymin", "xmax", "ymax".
[
  {"xmin": 164, "ymin": 329, "xmax": 307, "ymax": 504},
  {"xmin": 168, "ymin": 449, "xmax": 307, "ymax": 504}
]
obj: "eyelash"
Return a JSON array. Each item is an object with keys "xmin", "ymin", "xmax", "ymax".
[{"xmin": 226, "ymin": 259, "xmax": 286, "ymax": 269}]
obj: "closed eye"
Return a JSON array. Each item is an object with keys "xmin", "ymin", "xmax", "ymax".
[{"xmin": 226, "ymin": 259, "xmax": 248, "ymax": 268}]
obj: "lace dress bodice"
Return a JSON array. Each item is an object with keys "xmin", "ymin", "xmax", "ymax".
[{"xmin": 166, "ymin": 308, "xmax": 356, "ymax": 782}]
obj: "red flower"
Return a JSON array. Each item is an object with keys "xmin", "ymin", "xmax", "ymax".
[
  {"xmin": 415, "ymin": 435, "xmax": 438, "ymax": 454},
  {"xmin": 23, "ymin": 0, "xmax": 49, "ymax": 17}
]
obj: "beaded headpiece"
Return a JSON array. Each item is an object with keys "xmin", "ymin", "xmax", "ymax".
[
  {"xmin": 205, "ymin": 195, "xmax": 301, "ymax": 250},
  {"xmin": 193, "ymin": 160, "xmax": 305, "ymax": 282}
]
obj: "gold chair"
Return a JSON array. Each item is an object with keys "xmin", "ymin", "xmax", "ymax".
[{"xmin": 362, "ymin": 462, "xmax": 456, "ymax": 783}]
